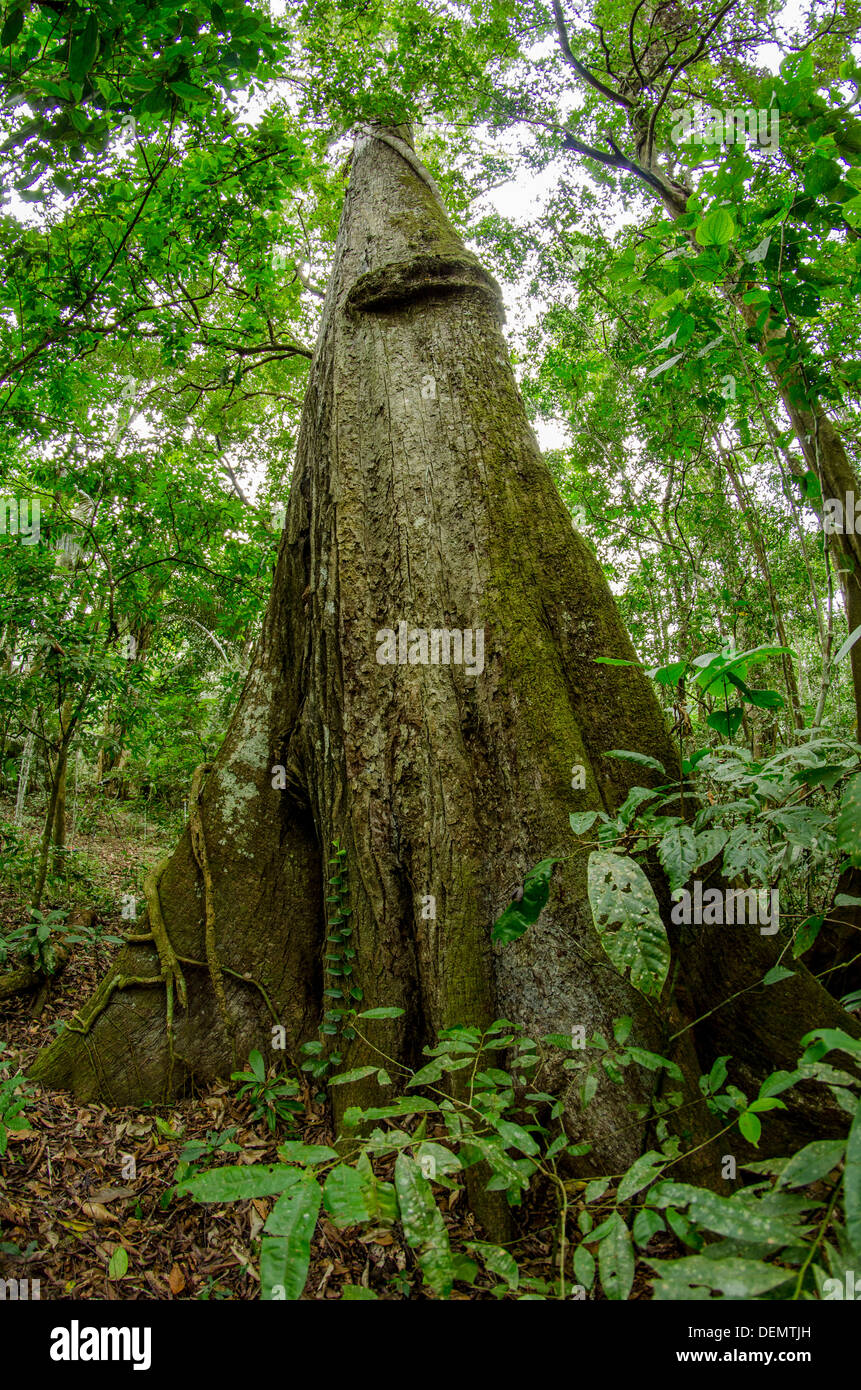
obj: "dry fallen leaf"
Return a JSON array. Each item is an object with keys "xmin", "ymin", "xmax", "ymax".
[
  {"xmin": 80, "ymin": 1201, "xmax": 116, "ymax": 1223},
  {"xmin": 168, "ymin": 1264, "xmax": 186, "ymax": 1295}
]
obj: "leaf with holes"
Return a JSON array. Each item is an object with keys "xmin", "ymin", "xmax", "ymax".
[{"xmin": 587, "ymin": 851, "xmax": 670, "ymax": 998}]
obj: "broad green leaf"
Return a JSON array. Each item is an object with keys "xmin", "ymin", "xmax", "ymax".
[
  {"xmin": 707, "ymin": 707, "xmax": 744, "ymax": 739},
  {"xmin": 695, "ymin": 207, "xmax": 736, "ymax": 246},
  {"xmin": 598, "ymin": 1213, "xmax": 634, "ymax": 1300},
  {"xmin": 277, "ymin": 1143, "xmax": 339, "ymax": 1165},
  {"xmin": 632, "ymin": 1208, "xmax": 664, "ymax": 1248},
  {"xmin": 649, "ymin": 660, "xmax": 688, "ymax": 686},
  {"xmin": 261, "ymin": 1172, "xmax": 322, "ymax": 1300},
  {"xmin": 469, "ymin": 1241, "xmax": 520, "ymax": 1289},
  {"xmin": 845, "ymin": 1096, "xmax": 861, "ymax": 1260},
  {"xmin": 648, "ymin": 1255, "xmax": 793, "ymax": 1299},
  {"xmin": 358, "ymin": 1007, "xmax": 405, "ymax": 1020},
  {"xmin": 329, "ymin": 1066, "xmax": 379, "ymax": 1086},
  {"xmin": 407, "ymin": 1055, "xmax": 473, "ymax": 1087},
  {"xmin": 107, "ymin": 1246, "xmax": 128, "ymax": 1280},
  {"xmin": 604, "ymin": 749, "xmax": 666, "ymax": 774},
  {"xmin": 587, "ymin": 851, "xmax": 670, "ymax": 998},
  {"xmin": 491, "ymin": 858, "xmax": 559, "ymax": 943},
  {"xmin": 837, "ymin": 774, "xmax": 861, "ymax": 866},
  {"xmin": 657, "ymin": 825, "xmax": 698, "ymax": 892},
  {"xmin": 777, "ymin": 1139, "xmax": 845, "ymax": 1189},
  {"xmin": 68, "ymin": 15, "xmax": 99, "ymax": 84},
  {"xmin": 833, "ymin": 624, "xmax": 861, "ymax": 667},
  {"xmin": 323, "ymin": 1164, "xmax": 373, "ymax": 1226},
  {"xmin": 617, "ymin": 1150, "xmax": 666, "ymax": 1202},
  {"xmin": 572, "ymin": 1243, "xmax": 595, "ymax": 1287},
  {"xmin": 494, "ymin": 1119, "xmax": 541, "ymax": 1157},
  {"xmin": 569, "ymin": 810, "xmax": 600, "ymax": 835},
  {"xmin": 176, "ymin": 1163, "xmax": 303, "ymax": 1202},
  {"xmin": 394, "ymin": 1154, "xmax": 455, "ymax": 1297},
  {"xmin": 693, "ymin": 827, "xmax": 728, "ymax": 870}
]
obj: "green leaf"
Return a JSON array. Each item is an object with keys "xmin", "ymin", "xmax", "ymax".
[
  {"xmin": 845, "ymin": 1094, "xmax": 861, "ymax": 1260},
  {"xmin": 837, "ymin": 774, "xmax": 861, "ymax": 866},
  {"xmin": 598, "ymin": 1213, "xmax": 634, "ymax": 1300},
  {"xmin": 657, "ymin": 825, "xmax": 698, "ymax": 892},
  {"xmin": 407, "ymin": 1055, "xmax": 473, "ymax": 1087},
  {"xmin": 323, "ymin": 1164, "xmax": 373, "ymax": 1226},
  {"xmin": 329, "ymin": 1066, "xmax": 379, "ymax": 1086},
  {"xmin": 491, "ymin": 858, "xmax": 559, "ymax": 944},
  {"xmin": 107, "ymin": 1246, "xmax": 128, "ymax": 1280},
  {"xmin": 175, "ymin": 1163, "xmax": 303, "ymax": 1202},
  {"xmin": 469, "ymin": 1241, "xmax": 520, "ymax": 1289},
  {"xmin": 649, "ymin": 660, "xmax": 688, "ymax": 686},
  {"xmin": 68, "ymin": 15, "xmax": 100, "ymax": 84},
  {"xmin": 1, "ymin": 7, "xmax": 24, "ymax": 47},
  {"xmin": 276, "ymin": 1142, "xmax": 339, "ymax": 1165},
  {"xmin": 604, "ymin": 749, "xmax": 666, "ymax": 774},
  {"xmin": 569, "ymin": 811, "xmax": 599, "ymax": 835},
  {"xmin": 743, "ymin": 687, "xmax": 784, "ymax": 710},
  {"xmin": 617, "ymin": 1150, "xmax": 666, "ymax": 1202},
  {"xmin": 777, "ymin": 1139, "xmax": 845, "ymax": 1189},
  {"xmin": 341, "ymin": 1284, "xmax": 379, "ymax": 1299},
  {"xmin": 803, "ymin": 155, "xmax": 843, "ymax": 196},
  {"xmin": 762, "ymin": 966, "xmax": 795, "ymax": 987},
  {"xmin": 587, "ymin": 851, "xmax": 670, "ymax": 998},
  {"xmin": 394, "ymin": 1154, "xmax": 454, "ymax": 1297},
  {"xmin": 358, "ymin": 1007, "xmax": 405, "ymax": 1020},
  {"xmin": 648, "ymin": 1255, "xmax": 793, "ymax": 1299},
  {"xmin": 707, "ymin": 707, "xmax": 744, "ymax": 739},
  {"xmin": 834, "ymin": 624, "xmax": 861, "ymax": 667},
  {"xmin": 632, "ymin": 1208, "xmax": 664, "ymax": 1248},
  {"xmin": 793, "ymin": 914, "xmax": 824, "ymax": 958},
  {"xmin": 739, "ymin": 1110, "xmax": 761, "ymax": 1145},
  {"xmin": 792, "ymin": 765, "xmax": 846, "ymax": 793},
  {"xmin": 167, "ymin": 80, "xmax": 211, "ymax": 102},
  {"xmin": 572, "ymin": 1243, "xmax": 595, "ymax": 1287},
  {"xmin": 693, "ymin": 827, "xmax": 728, "ymax": 870},
  {"xmin": 261, "ymin": 1172, "xmax": 322, "ymax": 1300},
  {"xmin": 695, "ymin": 208, "xmax": 736, "ymax": 246},
  {"xmin": 494, "ymin": 1119, "xmax": 541, "ymax": 1157}
]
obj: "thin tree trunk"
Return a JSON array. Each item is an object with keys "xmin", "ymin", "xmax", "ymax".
[{"xmin": 718, "ymin": 442, "xmax": 805, "ymax": 729}]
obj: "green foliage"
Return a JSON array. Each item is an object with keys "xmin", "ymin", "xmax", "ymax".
[
  {"xmin": 177, "ymin": 1007, "xmax": 861, "ymax": 1301},
  {"xmin": 231, "ymin": 1051, "xmax": 302, "ymax": 1136},
  {"xmin": 490, "ymin": 858, "xmax": 559, "ymax": 943},
  {"xmin": 0, "ymin": 1043, "xmax": 32, "ymax": 1157}
]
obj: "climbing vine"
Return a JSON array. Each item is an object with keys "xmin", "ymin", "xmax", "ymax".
[{"xmin": 300, "ymin": 838, "xmax": 362, "ymax": 1092}]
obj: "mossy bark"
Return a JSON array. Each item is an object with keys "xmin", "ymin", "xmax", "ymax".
[{"xmin": 32, "ymin": 126, "xmax": 857, "ymax": 1180}]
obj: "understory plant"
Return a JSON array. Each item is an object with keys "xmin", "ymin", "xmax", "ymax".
[{"xmin": 174, "ymin": 1008, "xmax": 861, "ymax": 1301}]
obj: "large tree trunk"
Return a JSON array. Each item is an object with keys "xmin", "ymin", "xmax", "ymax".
[{"xmin": 32, "ymin": 125, "xmax": 856, "ymax": 1177}]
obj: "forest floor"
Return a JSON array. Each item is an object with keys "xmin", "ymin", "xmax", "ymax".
[{"xmin": 0, "ymin": 793, "xmax": 667, "ymax": 1300}]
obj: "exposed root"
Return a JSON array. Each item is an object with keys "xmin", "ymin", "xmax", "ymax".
[
  {"xmin": 66, "ymin": 974, "xmax": 168, "ymax": 1035},
  {"xmin": 143, "ymin": 856, "xmax": 187, "ymax": 1012},
  {"xmin": 188, "ymin": 761, "xmax": 237, "ymax": 1059}
]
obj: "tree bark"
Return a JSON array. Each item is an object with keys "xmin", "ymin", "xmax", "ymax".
[{"xmin": 32, "ymin": 125, "xmax": 856, "ymax": 1177}]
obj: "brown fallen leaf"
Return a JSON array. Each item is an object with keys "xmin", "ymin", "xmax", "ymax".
[
  {"xmin": 80, "ymin": 1201, "xmax": 116, "ymax": 1223},
  {"xmin": 168, "ymin": 1264, "xmax": 186, "ymax": 1295}
]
